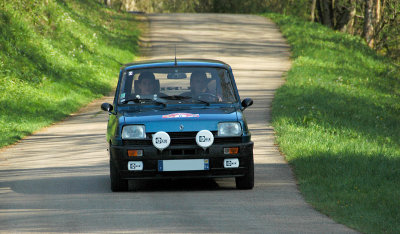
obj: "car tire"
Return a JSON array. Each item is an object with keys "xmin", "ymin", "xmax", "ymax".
[
  {"xmin": 109, "ymin": 144, "xmax": 128, "ymax": 192},
  {"xmin": 235, "ymin": 155, "xmax": 254, "ymax": 190},
  {"xmin": 110, "ymin": 161, "xmax": 128, "ymax": 192}
]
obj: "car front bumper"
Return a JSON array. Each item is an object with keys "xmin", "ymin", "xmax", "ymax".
[{"xmin": 110, "ymin": 141, "xmax": 254, "ymax": 180}]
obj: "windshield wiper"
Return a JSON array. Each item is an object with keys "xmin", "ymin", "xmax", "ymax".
[
  {"xmin": 122, "ymin": 98, "xmax": 166, "ymax": 107},
  {"xmin": 159, "ymin": 95, "xmax": 210, "ymax": 105},
  {"xmin": 191, "ymin": 98, "xmax": 210, "ymax": 106}
]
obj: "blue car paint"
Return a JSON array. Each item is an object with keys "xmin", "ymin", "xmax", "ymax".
[
  {"xmin": 123, "ymin": 108, "xmax": 238, "ymax": 131},
  {"xmin": 109, "ymin": 106, "xmax": 250, "ymax": 146}
]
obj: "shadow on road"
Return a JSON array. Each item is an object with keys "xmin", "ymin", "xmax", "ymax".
[{"xmin": 1, "ymin": 163, "xmax": 292, "ymax": 194}]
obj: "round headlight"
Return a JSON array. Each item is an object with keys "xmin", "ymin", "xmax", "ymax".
[
  {"xmin": 218, "ymin": 122, "xmax": 242, "ymax": 136},
  {"xmin": 122, "ymin": 125, "xmax": 146, "ymax": 139}
]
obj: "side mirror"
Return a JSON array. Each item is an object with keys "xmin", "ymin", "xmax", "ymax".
[
  {"xmin": 241, "ymin": 98, "xmax": 253, "ymax": 110},
  {"xmin": 101, "ymin": 103, "xmax": 113, "ymax": 112}
]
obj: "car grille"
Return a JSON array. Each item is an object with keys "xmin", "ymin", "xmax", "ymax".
[{"xmin": 122, "ymin": 131, "xmax": 242, "ymax": 146}]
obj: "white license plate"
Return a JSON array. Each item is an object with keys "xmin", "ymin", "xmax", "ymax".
[
  {"xmin": 158, "ymin": 159, "xmax": 209, "ymax": 172},
  {"xmin": 128, "ymin": 161, "xmax": 143, "ymax": 171}
]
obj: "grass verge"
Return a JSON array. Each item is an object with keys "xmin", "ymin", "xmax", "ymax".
[
  {"xmin": 0, "ymin": 0, "xmax": 140, "ymax": 148},
  {"xmin": 265, "ymin": 13, "xmax": 400, "ymax": 233}
]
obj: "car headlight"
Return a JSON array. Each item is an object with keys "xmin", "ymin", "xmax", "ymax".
[
  {"xmin": 122, "ymin": 125, "xmax": 146, "ymax": 139},
  {"xmin": 218, "ymin": 122, "xmax": 242, "ymax": 137}
]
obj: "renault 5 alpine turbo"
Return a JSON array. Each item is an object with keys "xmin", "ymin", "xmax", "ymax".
[{"xmin": 101, "ymin": 59, "xmax": 254, "ymax": 191}]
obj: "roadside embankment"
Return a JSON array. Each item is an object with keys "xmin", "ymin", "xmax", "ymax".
[
  {"xmin": 266, "ymin": 13, "xmax": 400, "ymax": 233},
  {"xmin": 0, "ymin": 0, "xmax": 140, "ymax": 148}
]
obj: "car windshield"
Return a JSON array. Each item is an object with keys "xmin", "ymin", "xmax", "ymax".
[{"xmin": 118, "ymin": 67, "xmax": 237, "ymax": 105}]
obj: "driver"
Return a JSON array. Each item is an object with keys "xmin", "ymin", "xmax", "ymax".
[{"xmin": 136, "ymin": 71, "xmax": 159, "ymax": 95}]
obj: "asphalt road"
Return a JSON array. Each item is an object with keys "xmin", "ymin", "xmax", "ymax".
[{"xmin": 0, "ymin": 14, "xmax": 356, "ymax": 233}]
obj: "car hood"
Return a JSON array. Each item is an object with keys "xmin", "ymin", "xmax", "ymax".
[{"xmin": 122, "ymin": 107, "xmax": 238, "ymax": 132}]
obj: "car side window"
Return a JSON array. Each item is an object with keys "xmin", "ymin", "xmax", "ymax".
[{"xmin": 219, "ymin": 70, "xmax": 236, "ymax": 102}]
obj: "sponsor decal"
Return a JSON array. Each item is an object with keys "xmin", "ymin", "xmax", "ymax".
[
  {"xmin": 199, "ymin": 135, "xmax": 212, "ymax": 142},
  {"xmin": 162, "ymin": 113, "xmax": 200, "ymax": 118}
]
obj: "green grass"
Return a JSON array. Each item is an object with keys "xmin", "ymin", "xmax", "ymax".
[
  {"xmin": 0, "ymin": 0, "xmax": 140, "ymax": 147},
  {"xmin": 265, "ymin": 13, "xmax": 400, "ymax": 233}
]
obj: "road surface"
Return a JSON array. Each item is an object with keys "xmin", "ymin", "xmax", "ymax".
[{"xmin": 0, "ymin": 14, "xmax": 356, "ymax": 233}]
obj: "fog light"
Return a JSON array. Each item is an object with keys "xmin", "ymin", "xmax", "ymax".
[
  {"xmin": 128, "ymin": 149, "xmax": 143, "ymax": 157},
  {"xmin": 128, "ymin": 161, "xmax": 143, "ymax": 171},
  {"xmin": 224, "ymin": 158, "xmax": 239, "ymax": 168},
  {"xmin": 224, "ymin": 147, "xmax": 239, "ymax": 155}
]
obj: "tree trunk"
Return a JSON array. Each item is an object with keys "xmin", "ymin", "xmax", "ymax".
[
  {"xmin": 316, "ymin": 0, "xmax": 324, "ymax": 23},
  {"xmin": 104, "ymin": 0, "xmax": 112, "ymax": 7},
  {"xmin": 311, "ymin": 0, "xmax": 317, "ymax": 22},
  {"xmin": 347, "ymin": 0, "xmax": 357, "ymax": 34},
  {"xmin": 322, "ymin": 0, "xmax": 334, "ymax": 27},
  {"xmin": 340, "ymin": 0, "xmax": 357, "ymax": 33},
  {"xmin": 363, "ymin": 0, "xmax": 374, "ymax": 47},
  {"xmin": 376, "ymin": 0, "xmax": 381, "ymax": 21}
]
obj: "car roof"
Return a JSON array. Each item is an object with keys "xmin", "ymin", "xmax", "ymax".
[{"xmin": 121, "ymin": 59, "xmax": 231, "ymax": 70}]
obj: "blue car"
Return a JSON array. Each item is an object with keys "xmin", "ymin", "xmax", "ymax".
[{"xmin": 101, "ymin": 59, "xmax": 254, "ymax": 191}]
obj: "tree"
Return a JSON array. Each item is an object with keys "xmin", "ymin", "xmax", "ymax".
[
  {"xmin": 334, "ymin": 0, "xmax": 357, "ymax": 33},
  {"xmin": 363, "ymin": 0, "xmax": 374, "ymax": 47},
  {"xmin": 344, "ymin": 0, "xmax": 357, "ymax": 34},
  {"xmin": 311, "ymin": 0, "xmax": 317, "ymax": 21},
  {"xmin": 321, "ymin": 0, "xmax": 334, "ymax": 27}
]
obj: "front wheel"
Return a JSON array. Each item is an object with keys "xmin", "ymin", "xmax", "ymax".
[
  {"xmin": 110, "ymin": 162, "xmax": 128, "ymax": 192},
  {"xmin": 235, "ymin": 156, "xmax": 254, "ymax": 190},
  {"xmin": 109, "ymin": 144, "xmax": 128, "ymax": 192}
]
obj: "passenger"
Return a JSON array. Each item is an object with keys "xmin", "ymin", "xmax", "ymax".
[
  {"xmin": 189, "ymin": 71, "xmax": 208, "ymax": 97},
  {"xmin": 136, "ymin": 71, "xmax": 159, "ymax": 95}
]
